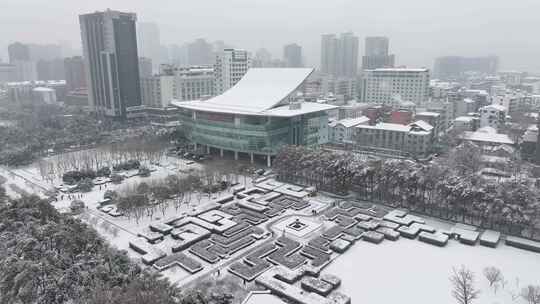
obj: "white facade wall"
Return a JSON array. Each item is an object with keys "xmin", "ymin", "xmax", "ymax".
[
  {"xmin": 214, "ymin": 49, "xmax": 250, "ymax": 94},
  {"xmin": 362, "ymin": 68, "xmax": 430, "ymax": 105}
]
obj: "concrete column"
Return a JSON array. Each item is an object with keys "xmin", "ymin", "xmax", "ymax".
[
  {"xmin": 250, "ymin": 153, "xmax": 254, "ymax": 164},
  {"xmin": 206, "ymin": 145, "xmax": 210, "ymax": 154},
  {"xmin": 220, "ymin": 149, "xmax": 224, "ymax": 157},
  {"xmin": 234, "ymin": 151, "xmax": 238, "ymax": 160},
  {"xmin": 266, "ymin": 154, "xmax": 271, "ymax": 167},
  {"xmin": 194, "ymin": 142, "xmax": 198, "ymax": 150}
]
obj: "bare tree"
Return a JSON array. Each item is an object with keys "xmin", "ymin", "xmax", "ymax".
[
  {"xmin": 521, "ymin": 285, "xmax": 540, "ymax": 304},
  {"xmin": 483, "ymin": 266, "xmax": 503, "ymax": 287},
  {"xmin": 450, "ymin": 265, "xmax": 480, "ymax": 304}
]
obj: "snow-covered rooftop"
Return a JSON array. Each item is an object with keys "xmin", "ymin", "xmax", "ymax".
[
  {"xmin": 172, "ymin": 68, "xmax": 314, "ymax": 115},
  {"xmin": 455, "ymin": 116, "xmax": 475, "ymax": 123},
  {"xmin": 332, "ymin": 116, "xmax": 370, "ymax": 128},
  {"xmin": 460, "ymin": 131, "xmax": 514, "ymax": 145},
  {"xmin": 356, "ymin": 120, "xmax": 433, "ymax": 135},
  {"xmin": 412, "ymin": 120, "xmax": 434, "ymax": 132},
  {"xmin": 32, "ymin": 87, "xmax": 55, "ymax": 92},
  {"xmin": 416, "ymin": 111, "xmax": 440, "ymax": 117},
  {"xmin": 481, "ymin": 104, "xmax": 507, "ymax": 112}
]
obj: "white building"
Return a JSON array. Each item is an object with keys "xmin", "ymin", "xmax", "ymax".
[
  {"xmin": 355, "ymin": 120, "xmax": 434, "ymax": 156},
  {"xmin": 479, "ymin": 104, "xmax": 507, "ymax": 130},
  {"xmin": 491, "ymin": 91, "xmax": 525, "ymax": 117},
  {"xmin": 173, "ymin": 66, "xmax": 215, "ymax": 101},
  {"xmin": 214, "ymin": 49, "xmax": 250, "ymax": 95},
  {"xmin": 329, "ymin": 116, "xmax": 369, "ymax": 143},
  {"xmin": 455, "ymin": 98, "xmax": 477, "ymax": 117},
  {"xmin": 32, "ymin": 87, "xmax": 57, "ymax": 104},
  {"xmin": 140, "ymin": 75, "xmax": 174, "ymax": 108},
  {"xmin": 454, "ymin": 116, "xmax": 478, "ymax": 132},
  {"xmin": 361, "ymin": 68, "xmax": 430, "ymax": 105}
]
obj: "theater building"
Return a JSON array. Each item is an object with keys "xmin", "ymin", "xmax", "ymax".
[{"xmin": 173, "ymin": 68, "xmax": 335, "ymax": 166}]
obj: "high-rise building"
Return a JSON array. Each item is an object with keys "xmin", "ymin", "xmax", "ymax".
[
  {"xmin": 187, "ymin": 39, "xmax": 213, "ymax": 66},
  {"xmin": 433, "ymin": 56, "xmax": 499, "ymax": 79},
  {"xmin": 79, "ymin": 9, "xmax": 142, "ymax": 117},
  {"xmin": 8, "ymin": 42, "xmax": 36, "ymax": 81},
  {"xmin": 36, "ymin": 58, "xmax": 65, "ymax": 80},
  {"xmin": 8, "ymin": 42, "xmax": 30, "ymax": 62},
  {"xmin": 321, "ymin": 34, "xmax": 338, "ymax": 76},
  {"xmin": 283, "ymin": 43, "xmax": 303, "ymax": 68},
  {"xmin": 64, "ymin": 56, "xmax": 86, "ymax": 91},
  {"xmin": 361, "ymin": 68, "xmax": 430, "ymax": 105},
  {"xmin": 137, "ymin": 22, "xmax": 161, "ymax": 70},
  {"xmin": 138, "ymin": 57, "xmax": 153, "ymax": 78},
  {"xmin": 214, "ymin": 48, "xmax": 250, "ymax": 94},
  {"xmin": 320, "ymin": 32, "xmax": 358, "ymax": 77},
  {"xmin": 362, "ymin": 36, "xmax": 395, "ymax": 70}
]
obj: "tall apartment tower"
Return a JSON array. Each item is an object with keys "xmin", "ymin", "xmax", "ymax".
[
  {"xmin": 283, "ymin": 43, "xmax": 303, "ymax": 68},
  {"xmin": 8, "ymin": 42, "xmax": 37, "ymax": 81},
  {"xmin": 214, "ymin": 48, "xmax": 250, "ymax": 94},
  {"xmin": 362, "ymin": 36, "xmax": 395, "ymax": 70},
  {"xmin": 320, "ymin": 32, "xmax": 359, "ymax": 77},
  {"xmin": 64, "ymin": 56, "xmax": 87, "ymax": 91},
  {"xmin": 137, "ymin": 22, "xmax": 161, "ymax": 70},
  {"xmin": 79, "ymin": 9, "xmax": 142, "ymax": 117}
]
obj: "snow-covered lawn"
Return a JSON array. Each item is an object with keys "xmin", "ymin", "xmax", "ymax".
[{"xmin": 324, "ymin": 236, "xmax": 540, "ymax": 304}]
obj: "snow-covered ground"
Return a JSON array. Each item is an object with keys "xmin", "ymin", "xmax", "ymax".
[{"xmin": 324, "ymin": 236, "xmax": 540, "ymax": 304}]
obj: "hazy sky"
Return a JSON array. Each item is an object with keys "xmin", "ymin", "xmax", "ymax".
[{"xmin": 1, "ymin": 0, "xmax": 540, "ymax": 72}]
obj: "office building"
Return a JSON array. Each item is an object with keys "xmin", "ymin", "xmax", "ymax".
[
  {"xmin": 362, "ymin": 36, "xmax": 395, "ymax": 70},
  {"xmin": 214, "ymin": 48, "xmax": 250, "ymax": 95},
  {"xmin": 355, "ymin": 120, "xmax": 435, "ymax": 156},
  {"xmin": 321, "ymin": 32, "xmax": 359, "ymax": 77},
  {"xmin": 170, "ymin": 66, "xmax": 215, "ymax": 101},
  {"xmin": 361, "ymin": 68, "xmax": 430, "ymax": 105},
  {"xmin": 140, "ymin": 75, "xmax": 174, "ymax": 108},
  {"xmin": 137, "ymin": 22, "xmax": 161, "ymax": 70},
  {"xmin": 173, "ymin": 68, "xmax": 335, "ymax": 166},
  {"xmin": 139, "ymin": 57, "xmax": 153, "ymax": 78},
  {"xmin": 283, "ymin": 43, "xmax": 303, "ymax": 68},
  {"xmin": 79, "ymin": 9, "xmax": 142, "ymax": 117},
  {"xmin": 64, "ymin": 56, "xmax": 86, "ymax": 91}
]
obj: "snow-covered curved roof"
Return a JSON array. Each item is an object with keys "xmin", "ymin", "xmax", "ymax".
[{"xmin": 172, "ymin": 68, "xmax": 314, "ymax": 115}]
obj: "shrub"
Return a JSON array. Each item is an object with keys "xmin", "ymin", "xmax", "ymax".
[
  {"xmin": 110, "ymin": 173, "xmax": 124, "ymax": 184},
  {"xmin": 96, "ymin": 166, "xmax": 111, "ymax": 177},
  {"xmin": 77, "ymin": 178, "xmax": 94, "ymax": 192},
  {"xmin": 138, "ymin": 167, "xmax": 151, "ymax": 177},
  {"xmin": 113, "ymin": 159, "xmax": 141, "ymax": 171},
  {"xmin": 63, "ymin": 169, "xmax": 96, "ymax": 185}
]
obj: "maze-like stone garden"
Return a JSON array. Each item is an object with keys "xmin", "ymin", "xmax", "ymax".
[{"xmin": 127, "ymin": 178, "xmax": 540, "ymax": 304}]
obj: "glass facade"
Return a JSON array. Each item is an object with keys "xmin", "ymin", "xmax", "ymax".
[{"xmin": 179, "ymin": 109, "xmax": 328, "ymax": 155}]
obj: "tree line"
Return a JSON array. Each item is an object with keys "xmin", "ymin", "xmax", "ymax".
[{"xmin": 274, "ymin": 145, "xmax": 540, "ymax": 240}]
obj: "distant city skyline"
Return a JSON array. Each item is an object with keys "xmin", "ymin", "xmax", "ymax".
[{"xmin": 1, "ymin": 0, "xmax": 540, "ymax": 72}]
